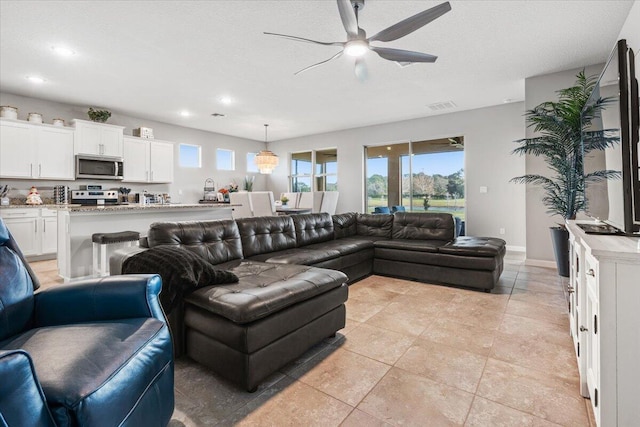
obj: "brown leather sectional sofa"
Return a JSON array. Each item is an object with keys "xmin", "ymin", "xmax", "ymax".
[{"xmin": 110, "ymin": 211, "xmax": 505, "ymax": 391}]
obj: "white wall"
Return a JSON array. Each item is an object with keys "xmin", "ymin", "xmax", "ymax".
[
  {"xmin": 0, "ymin": 92, "xmax": 266, "ymax": 203},
  {"xmin": 268, "ymin": 102, "xmax": 527, "ymax": 249},
  {"xmin": 618, "ymin": 0, "xmax": 640, "ymax": 57},
  {"xmin": 524, "ymin": 64, "xmax": 613, "ymax": 264}
]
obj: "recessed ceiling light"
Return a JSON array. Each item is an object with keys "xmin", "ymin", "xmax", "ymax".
[
  {"xmin": 26, "ymin": 76, "xmax": 46, "ymax": 84},
  {"xmin": 51, "ymin": 46, "xmax": 75, "ymax": 56},
  {"xmin": 179, "ymin": 111, "xmax": 191, "ymax": 117},
  {"xmin": 219, "ymin": 96, "xmax": 232, "ymax": 105},
  {"xmin": 386, "ymin": 146, "xmax": 392, "ymax": 151}
]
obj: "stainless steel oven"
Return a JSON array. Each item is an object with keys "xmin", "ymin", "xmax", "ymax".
[{"xmin": 75, "ymin": 155, "xmax": 124, "ymax": 180}]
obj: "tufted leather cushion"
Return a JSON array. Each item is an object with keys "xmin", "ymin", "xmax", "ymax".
[
  {"xmin": 305, "ymin": 238, "xmax": 374, "ymax": 256},
  {"xmin": 392, "ymin": 212, "xmax": 455, "ymax": 241},
  {"xmin": 236, "ymin": 216, "xmax": 297, "ymax": 258},
  {"xmin": 147, "ymin": 220, "xmax": 243, "ymax": 265},
  {"xmin": 332, "ymin": 212, "xmax": 358, "ymax": 239},
  {"xmin": 293, "ymin": 213, "xmax": 335, "ymax": 246},
  {"xmin": 439, "ymin": 236, "xmax": 507, "ymax": 257},
  {"xmin": 374, "ymin": 239, "xmax": 447, "ymax": 253},
  {"xmin": 356, "ymin": 213, "xmax": 393, "ymax": 238},
  {"xmin": 260, "ymin": 248, "xmax": 341, "ymax": 265},
  {"xmin": 185, "ymin": 261, "xmax": 347, "ymax": 324},
  {"xmin": 0, "ymin": 247, "xmax": 34, "ymax": 341}
]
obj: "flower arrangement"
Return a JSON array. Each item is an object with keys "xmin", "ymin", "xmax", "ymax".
[
  {"xmin": 218, "ymin": 188, "xmax": 229, "ymax": 194},
  {"xmin": 280, "ymin": 196, "xmax": 290, "ymax": 205},
  {"xmin": 228, "ymin": 182, "xmax": 239, "ymax": 193}
]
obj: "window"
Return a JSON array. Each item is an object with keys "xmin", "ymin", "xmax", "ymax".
[
  {"xmin": 315, "ymin": 149, "xmax": 338, "ymax": 191},
  {"xmin": 216, "ymin": 148, "xmax": 235, "ymax": 170},
  {"xmin": 290, "ymin": 152, "xmax": 313, "ymax": 192},
  {"xmin": 365, "ymin": 138, "xmax": 465, "ymax": 218},
  {"xmin": 246, "ymin": 152, "xmax": 259, "ymax": 173},
  {"xmin": 290, "ymin": 149, "xmax": 338, "ymax": 192},
  {"xmin": 179, "ymin": 143, "xmax": 201, "ymax": 168}
]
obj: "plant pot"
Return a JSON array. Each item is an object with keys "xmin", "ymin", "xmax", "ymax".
[{"xmin": 550, "ymin": 227, "xmax": 570, "ymax": 277}]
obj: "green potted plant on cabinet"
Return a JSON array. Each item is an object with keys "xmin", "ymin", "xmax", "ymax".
[{"xmin": 511, "ymin": 71, "xmax": 618, "ymax": 276}]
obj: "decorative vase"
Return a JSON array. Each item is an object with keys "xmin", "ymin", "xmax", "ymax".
[{"xmin": 550, "ymin": 227, "xmax": 570, "ymax": 277}]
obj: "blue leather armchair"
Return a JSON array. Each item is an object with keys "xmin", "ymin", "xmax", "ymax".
[{"xmin": 0, "ymin": 219, "xmax": 174, "ymax": 426}]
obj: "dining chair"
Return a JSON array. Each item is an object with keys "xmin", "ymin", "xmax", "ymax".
[
  {"xmin": 229, "ymin": 192, "xmax": 253, "ymax": 218},
  {"xmin": 249, "ymin": 191, "xmax": 276, "ymax": 217}
]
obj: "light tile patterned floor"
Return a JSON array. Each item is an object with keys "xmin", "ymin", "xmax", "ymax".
[{"xmin": 31, "ymin": 255, "xmax": 595, "ymax": 426}]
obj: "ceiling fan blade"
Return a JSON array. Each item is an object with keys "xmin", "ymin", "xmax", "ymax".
[
  {"xmin": 369, "ymin": 1, "xmax": 452, "ymax": 43},
  {"xmin": 355, "ymin": 57, "xmax": 368, "ymax": 82},
  {"xmin": 264, "ymin": 32, "xmax": 344, "ymax": 47},
  {"xmin": 294, "ymin": 51, "xmax": 344, "ymax": 75},
  {"xmin": 337, "ymin": 0, "xmax": 359, "ymax": 38},
  {"xmin": 371, "ymin": 46, "xmax": 437, "ymax": 63}
]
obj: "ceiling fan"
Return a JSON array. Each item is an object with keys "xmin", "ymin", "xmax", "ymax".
[{"xmin": 264, "ymin": 0, "xmax": 452, "ymax": 79}]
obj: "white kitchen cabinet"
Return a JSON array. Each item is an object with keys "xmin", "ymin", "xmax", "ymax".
[
  {"xmin": 73, "ymin": 119, "xmax": 124, "ymax": 157},
  {"xmin": 567, "ymin": 221, "xmax": 640, "ymax": 427},
  {"xmin": 0, "ymin": 119, "xmax": 74, "ymax": 180},
  {"xmin": 123, "ymin": 136, "xmax": 174, "ymax": 183},
  {"xmin": 150, "ymin": 140, "xmax": 174, "ymax": 183},
  {"xmin": 123, "ymin": 137, "xmax": 150, "ymax": 182},
  {"xmin": 41, "ymin": 209, "xmax": 58, "ymax": 254},
  {"xmin": 38, "ymin": 127, "xmax": 75, "ymax": 179},
  {"xmin": 1, "ymin": 208, "xmax": 58, "ymax": 258}
]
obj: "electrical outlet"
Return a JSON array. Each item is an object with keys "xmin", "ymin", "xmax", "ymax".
[{"xmin": 499, "ymin": 228, "xmax": 505, "ymax": 235}]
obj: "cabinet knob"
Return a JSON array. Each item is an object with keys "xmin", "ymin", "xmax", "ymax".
[
  {"xmin": 586, "ymin": 269, "xmax": 595, "ymax": 277},
  {"xmin": 580, "ymin": 325, "xmax": 588, "ymax": 332}
]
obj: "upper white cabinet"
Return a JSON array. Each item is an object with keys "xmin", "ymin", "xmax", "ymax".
[
  {"xmin": 150, "ymin": 140, "xmax": 174, "ymax": 183},
  {"xmin": 72, "ymin": 119, "xmax": 124, "ymax": 157},
  {"xmin": 0, "ymin": 119, "xmax": 75, "ymax": 180},
  {"xmin": 123, "ymin": 136, "xmax": 174, "ymax": 183}
]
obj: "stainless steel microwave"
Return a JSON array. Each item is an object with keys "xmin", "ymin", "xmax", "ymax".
[{"xmin": 75, "ymin": 155, "xmax": 124, "ymax": 180}]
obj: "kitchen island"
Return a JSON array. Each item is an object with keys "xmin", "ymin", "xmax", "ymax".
[{"xmin": 56, "ymin": 203, "xmax": 235, "ymax": 282}]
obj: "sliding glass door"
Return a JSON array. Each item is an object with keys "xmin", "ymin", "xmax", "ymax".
[{"xmin": 365, "ymin": 138, "xmax": 465, "ymax": 219}]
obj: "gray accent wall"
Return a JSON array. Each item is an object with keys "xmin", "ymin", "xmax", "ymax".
[
  {"xmin": 267, "ymin": 102, "xmax": 528, "ymax": 250},
  {"xmin": 523, "ymin": 64, "xmax": 604, "ymax": 263}
]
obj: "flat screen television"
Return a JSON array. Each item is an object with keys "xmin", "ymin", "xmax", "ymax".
[{"xmin": 582, "ymin": 39, "xmax": 640, "ymax": 235}]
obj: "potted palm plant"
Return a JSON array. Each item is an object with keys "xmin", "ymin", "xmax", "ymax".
[{"xmin": 511, "ymin": 71, "xmax": 617, "ymax": 276}]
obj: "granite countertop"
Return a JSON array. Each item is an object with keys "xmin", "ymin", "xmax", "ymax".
[
  {"xmin": 0, "ymin": 204, "xmax": 80, "ymax": 209},
  {"xmin": 58, "ymin": 203, "xmax": 239, "ymax": 212},
  {"xmin": 1, "ymin": 203, "xmax": 238, "ymax": 211}
]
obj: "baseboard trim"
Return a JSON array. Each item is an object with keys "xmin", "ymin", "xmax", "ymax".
[
  {"xmin": 506, "ymin": 245, "xmax": 526, "ymax": 253},
  {"xmin": 525, "ymin": 259, "xmax": 557, "ymax": 269}
]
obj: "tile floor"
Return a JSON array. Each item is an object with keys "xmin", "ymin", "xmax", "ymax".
[{"xmin": 31, "ymin": 254, "xmax": 595, "ymax": 426}]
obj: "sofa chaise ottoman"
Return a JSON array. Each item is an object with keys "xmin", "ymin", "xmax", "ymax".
[{"xmin": 117, "ymin": 219, "xmax": 348, "ymax": 392}]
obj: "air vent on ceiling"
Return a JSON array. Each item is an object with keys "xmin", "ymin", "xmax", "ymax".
[
  {"xmin": 211, "ymin": 113, "xmax": 226, "ymax": 117},
  {"xmin": 426, "ymin": 101, "xmax": 457, "ymax": 112}
]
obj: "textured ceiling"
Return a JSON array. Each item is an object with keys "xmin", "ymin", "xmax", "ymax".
[{"xmin": 0, "ymin": 1, "xmax": 633, "ymax": 141}]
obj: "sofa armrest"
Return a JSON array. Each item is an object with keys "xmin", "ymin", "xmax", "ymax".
[
  {"xmin": 0, "ymin": 350, "xmax": 56, "ymax": 427},
  {"xmin": 34, "ymin": 274, "xmax": 166, "ymax": 327},
  {"xmin": 109, "ymin": 245, "xmax": 149, "ymax": 275}
]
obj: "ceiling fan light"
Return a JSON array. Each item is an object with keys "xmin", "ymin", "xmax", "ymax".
[
  {"xmin": 344, "ymin": 40, "xmax": 368, "ymax": 57},
  {"xmin": 254, "ymin": 150, "xmax": 279, "ymax": 174}
]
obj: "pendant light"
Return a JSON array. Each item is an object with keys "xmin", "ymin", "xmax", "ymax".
[{"xmin": 254, "ymin": 124, "xmax": 279, "ymax": 174}]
